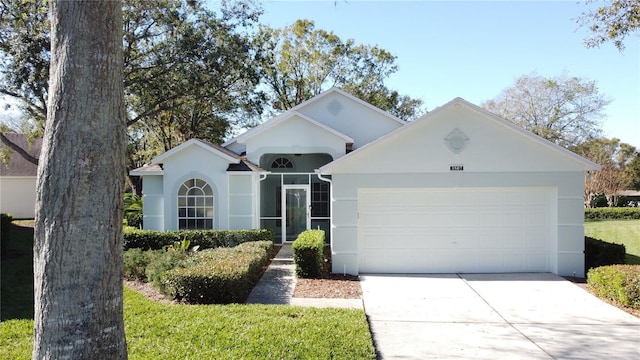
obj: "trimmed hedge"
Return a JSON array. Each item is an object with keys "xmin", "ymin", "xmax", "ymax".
[
  {"xmin": 292, "ymin": 230, "xmax": 325, "ymax": 278},
  {"xmin": 585, "ymin": 236, "xmax": 626, "ymax": 272},
  {"xmin": 585, "ymin": 207, "xmax": 640, "ymax": 220},
  {"xmin": 123, "ymin": 228, "xmax": 274, "ymax": 250},
  {"xmin": 587, "ymin": 265, "xmax": 640, "ymax": 309},
  {"xmin": 161, "ymin": 241, "xmax": 273, "ymax": 304}
]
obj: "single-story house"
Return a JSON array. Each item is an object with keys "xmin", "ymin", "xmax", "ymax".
[
  {"xmin": 131, "ymin": 88, "xmax": 599, "ymax": 277},
  {"xmin": 0, "ymin": 133, "xmax": 41, "ymax": 219}
]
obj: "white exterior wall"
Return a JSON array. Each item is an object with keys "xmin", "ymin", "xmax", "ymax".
[
  {"xmin": 228, "ymin": 173, "xmax": 258, "ymax": 230},
  {"xmin": 245, "ymin": 115, "xmax": 346, "ymax": 164},
  {"xmin": 0, "ymin": 177, "xmax": 36, "ymax": 219},
  {"xmin": 298, "ymin": 92, "xmax": 404, "ymax": 149},
  {"xmin": 330, "ymin": 171, "xmax": 585, "ymax": 277},
  {"xmin": 141, "ymin": 175, "xmax": 164, "ymax": 231},
  {"xmin": 161, "ymin": 145, "xmax": 233, "ymax": 230}
]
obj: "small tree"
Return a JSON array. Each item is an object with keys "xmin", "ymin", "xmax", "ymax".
[{"xmin": 574, "ymin": 138, "xmax": 633, "ymax": 207}]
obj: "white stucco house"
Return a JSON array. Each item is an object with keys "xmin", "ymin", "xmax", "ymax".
[
  {"xmin": 131, "ymin": 88, "xmax": 599, "ymax": 277},
  {"xmin": 0, "ymin": 134, "xmax": 41, "ymax": 219}
]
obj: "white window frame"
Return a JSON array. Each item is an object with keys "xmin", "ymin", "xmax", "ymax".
[{"xmin": 177, "ymin": 178, "xmax": 214, "ymax": 230}]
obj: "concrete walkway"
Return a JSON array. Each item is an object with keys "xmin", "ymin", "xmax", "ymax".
[
  {"xmin": 361, "ymin": 273, "xmax": 640, "ymax": 360},
  {"xmin": 246, "ymin": 245, "xmax": 363, "ymax": 309}
]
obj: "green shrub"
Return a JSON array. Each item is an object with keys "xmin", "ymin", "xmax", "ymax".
[
  {"xmin": 585, "ymin": 236, "xmax": 626, "ymax": 272},
  {"xmin": 161, "ymin": 241, "xmax": 273, "ymax": 304},
  {"xmin": 292, "ymin": 230, "xmax": 325, "ymax": 278},
  {"xmin": 146, "ymin": 250, "xmax": 189, "ymax": 294},
  {"xmin": 585, "ymin": 207, "xmax": 640, "ymax": 220},
  {"xmin": 123, "ymin": 248, "xmax": 152, "ymax": 281},
  {"xmin": 587, "ymin": 265, "xmax": 640, "ymax": 309},
  {"xmin": 123, "ymin": 228, "xmax": 274, "ymax": 251}
]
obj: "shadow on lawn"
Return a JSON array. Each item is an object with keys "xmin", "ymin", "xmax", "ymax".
[{"xmin": 1, "ymin": 223, "xmax": 34, "ymax": 321}]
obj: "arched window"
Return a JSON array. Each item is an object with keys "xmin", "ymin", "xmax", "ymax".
[
  {"xmin": 271, "ymin": 157, "xmax": 293, "ymax": 169},
  {"xmin": 177, "ymin": 178, "xmax": 214, "ymax": 229}
]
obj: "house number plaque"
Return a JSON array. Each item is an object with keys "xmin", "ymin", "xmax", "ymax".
[{"xmin": 450, "ymin": 164, "xmax": 464, "ymax": 171}]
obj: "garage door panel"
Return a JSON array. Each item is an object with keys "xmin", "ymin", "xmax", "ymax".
[
  {"xmin": 503, "ymin": 212, "xmax": 523, "ymax": 227},
  {"xmin": 358, "ymin": 188, "xmax": 553, "ymax": 273}
]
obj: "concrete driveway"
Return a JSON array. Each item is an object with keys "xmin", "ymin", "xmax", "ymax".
[{"xmin": 361, "ymin": 273, "xmax": 640, "ymax": 359}]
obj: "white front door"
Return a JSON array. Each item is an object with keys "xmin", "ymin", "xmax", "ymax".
[{"xmin": 282, "ymin": 185, "xmax": 310, "ymax": 243}]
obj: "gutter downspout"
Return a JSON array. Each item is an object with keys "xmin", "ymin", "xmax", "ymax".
[{"xmin": 316, "ymin": 172, "xmax": 333, "ymax": 254}]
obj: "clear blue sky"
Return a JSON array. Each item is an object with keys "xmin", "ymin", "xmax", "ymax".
[{"xmin": 257, "ymin": 0, "xmax": 639, "ymax": 148}]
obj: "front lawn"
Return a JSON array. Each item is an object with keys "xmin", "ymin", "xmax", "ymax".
[
  {"xmin": 1, "ymin": 288, "xmax": 375, "ymax": 359},
  {"xmin": 0, "ymin": 221, "xmax": 376, "ymax": 359},
  {"xmin": 584, "ymin": 219, "xmax": 640, "ymax": 264}
]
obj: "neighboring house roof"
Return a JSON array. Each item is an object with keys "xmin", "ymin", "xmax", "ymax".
[
  {"xmin": 0, "ymin": 133, "xmax": 41, "ymax": 177},
  {"xmin": 235, "ymin": 111, "xmax": 354, "ymax": 145},
  {"xmin": 319, "ymin": 97, "xmax": 601, "ymax": 174},
  {"xmin": 131, "ymin": 138, "xmax": 265, "ymax": 175}
]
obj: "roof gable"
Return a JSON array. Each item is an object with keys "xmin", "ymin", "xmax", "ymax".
[
  {"xmin": 153, "ymin": 139, "xmax": 240, "ymax": 164},
  {"xmin": 235, "ymin": 111, "xmax": 354, "ymax": 144},
  {"xmin": 292, "ymin": 88, "xmax": 405, "ymax": 126},
  {"xmin": 144, "ymin": 138, "xmax": 264, "ymax": 174},
  {"xmin": 320, "ymin": 97, "xmax": 600, "ymax": 174},
  {"xmin": 224, "ymin": 88, "xmax": 405, "ymax": 150}
]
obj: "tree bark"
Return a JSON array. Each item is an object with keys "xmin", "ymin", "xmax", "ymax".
[{"xmin": 33, "ymin": 1, "xmax": 127, "ymax": 359}]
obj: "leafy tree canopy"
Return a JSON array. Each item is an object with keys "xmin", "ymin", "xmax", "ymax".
[
  {"xmin": 482, "ymin": 72, "xmax": 611, "ymax": 149},
  {"xmin": 0, "ymin": 0, "xmax": 265, "ymax": 167},
  {"xmin": 257, "ymin": 19, "xmax": 425, "ymax": 120},
  {"xmin": 578, "ymin": 0, "xmax": 640, "ymax": 51}
]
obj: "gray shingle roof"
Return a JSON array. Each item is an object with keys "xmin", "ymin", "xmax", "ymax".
[{"xmin": 0, "ymin": 134, "xmax": 41, "ymax": 177}]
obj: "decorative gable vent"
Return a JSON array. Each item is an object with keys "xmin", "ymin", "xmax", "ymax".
[
  {"xmin": 327, "ymin": 98, "xmax": 344, "ymax": 116},
  {"xmin": 444, "ymin": 128, "xmax": 470, "ymax": 154}
]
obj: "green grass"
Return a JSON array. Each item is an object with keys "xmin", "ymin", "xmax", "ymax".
[
  {"xmin": 0, "ymin": 222, "xmax": 376, "ymax": 359},
  {"xmin": 0, "ymin": 289, "xmax": 375, "ymax": 359},
  {"xmin": 585, "ymin": 219, "xmax": 640, "ymax": 265}
]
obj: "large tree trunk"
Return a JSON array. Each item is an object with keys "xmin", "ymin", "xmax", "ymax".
[{"xmin": 33, "ymin": 1, "xmax": 127, "ymax": 359}]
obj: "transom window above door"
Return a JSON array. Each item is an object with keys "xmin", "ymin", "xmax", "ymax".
[
  {"xmin": 178, "ymin": 178, "xmax": 214, "ymax": 230},
  {"xmin": 271, "ymin": 157, "xmax": 293, "ymax": 169}
]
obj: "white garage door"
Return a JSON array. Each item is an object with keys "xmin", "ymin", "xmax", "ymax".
[{"xmin": 358, "ymin": 188, "xmax": 554, "ymax": 273}]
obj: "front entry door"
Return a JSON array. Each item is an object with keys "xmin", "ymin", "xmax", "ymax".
[{"xmin": 282, "ymin": 185, "xmax": 310, "ymax": 243}]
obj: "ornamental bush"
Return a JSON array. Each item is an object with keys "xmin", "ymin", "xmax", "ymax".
[
  {"xmin": 161, "ymin": 241, "xmax": 273, "ymax": 304},
  {"xmin": 585, "ymin": 236, "xmax": 626, "ymax": 273},
  {"xmin": 587, "ymin": 265, "xmax": 640, "ymax": 309},
  {"xmin": 292, "ymin": 230, "xmax": 325, "ymax": 278},
  {"xmin": 585, "ymin": 207, "xmax": 640, "ymax": 220},
  {"xmin": 123, "ymin": 228, "xmax": 274, "ymax": 250}
]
